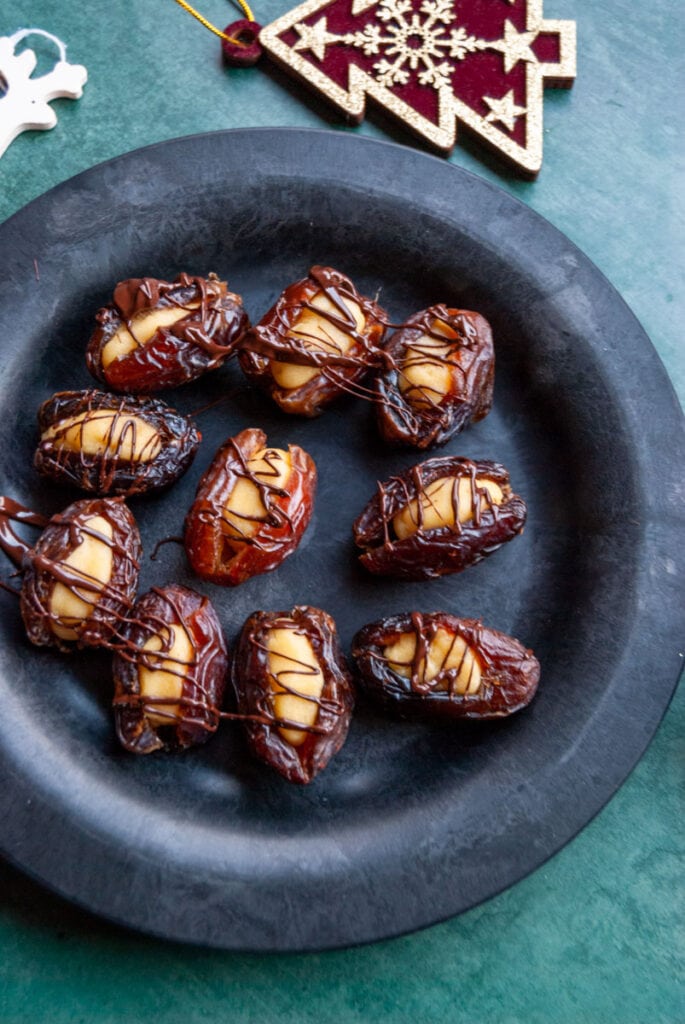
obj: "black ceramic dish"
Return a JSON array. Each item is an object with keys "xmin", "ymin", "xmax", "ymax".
[{"xmin": 0, "ymin": 129, "xmax": 682, "ymax": 951}]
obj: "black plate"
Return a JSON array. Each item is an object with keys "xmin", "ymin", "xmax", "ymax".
[{"xmin": 0, "ymin": 129, "xmax": 682, "ymax": 951}]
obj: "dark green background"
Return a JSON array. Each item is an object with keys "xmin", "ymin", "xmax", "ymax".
[{"xmin": 0, "ymin": 1, "xmax": 682, "ymax": 1021}]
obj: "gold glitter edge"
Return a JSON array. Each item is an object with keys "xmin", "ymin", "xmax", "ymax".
[{"xmin": 260, "ymin": 0, "xmax": 577, "ymax": 171}]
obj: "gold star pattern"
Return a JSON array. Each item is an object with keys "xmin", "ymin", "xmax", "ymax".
[
  {"xmin": 293, "ymin": 17, "xmax": 335, "ymax": 61},
  {"xmin": 261, "ymin": 0, "xmax": 577, "ymax": 174},
  {"xmin": 484, "ymin": 90, "xmax": 528, "ymax": 131},
  {"xmin": 490, "ymin": 20, "xmax": 539, "ymax": 74}
]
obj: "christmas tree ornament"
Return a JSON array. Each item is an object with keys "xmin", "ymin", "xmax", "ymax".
[
  {"xmin": 260, "ymin": 0, "xmax": 575, "ymax": 174},
  {"xmin": 174, "ymin": 0, "xmax": 576, "ymax": 175},
  {"xmin": 0, "ymin": 29, "xmax": 87, "ymax": 159}
]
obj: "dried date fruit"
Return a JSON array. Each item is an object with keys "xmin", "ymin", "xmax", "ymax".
[
  {"xmin": 352, "ymin": 612, "xmax": 540, "ymax": 718},
  {"xmin": 238, "ymin": 265, "xmax": 387, "ymax": 416},
  {"xmin": 86, "ymin": 273, "xmax": 249, "ymax": 393},
  {"xmin": 113, "ymin": 584, "xmax": 228, "ymax": 754},
  {"xmin": 34, "ymin": 389, "xmax": 201, "ymax": 496},
  {"xmin": 231, "ymin": 605, "xmax": 354, "ymax": 784},
  {"xmin": 353, "ymin": 456, "xmax": 526, "ymax": 579},
  {"xmin": 20, "ymin": 497, "xmax": 141, "ymax": 651},
  {"xmin": 184, "ymin": 427, "xmax": 316, "ymax": 586},
  {"xmin": 375, "ymin": 306, "xmax": 494, "ymax": 448}
]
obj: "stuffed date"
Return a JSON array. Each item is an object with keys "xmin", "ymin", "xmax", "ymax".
[
  {"xmin": 34, "ymin": 389, "xmax": 200, "ymax": 496},
  {"xmin": 86, "ymin": 272, "xmax": 249, "ymax": 392},
  {"xmin": 231, "ymin": 605, "xmax": 354, "ymax": 784},
  {"xmin": 238, "ymin": 265, "xmax": 387, "ymax": 416},
  {"xmin": 352, "ymin": 612, "xmax": 540, "ymax": 718},
  {"xmin": 184, "ymin": 427, "xmax": 316, "ymax": 586},
  {"xmin": 353, "ymin": 456, "xmax": 526, "ymax": 579},
  {"xmin": 20, "ymin": 496, "xmax": 141, "ymax": 651},
  {"xmin": 113, "ymin": 584, "xmax": 228, "ymax": 754},
  {"xmin": 375, "ymin": 306, "xmax": 494, "ymax": 448}
]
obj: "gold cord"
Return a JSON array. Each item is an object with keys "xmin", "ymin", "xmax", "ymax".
[
  {"xmin": 233, "ymin": 0, "xmax": 256, "ymax": 24},
  {"xmin": 172, "ymin": 0, "xmax": 257, "ymax": 47}
]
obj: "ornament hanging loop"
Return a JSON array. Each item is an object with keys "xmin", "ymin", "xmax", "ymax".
[
  {"xmin": 172, "ymin": 0, "xmax": 262, "ymax": 59},
  {"xmin": 222, "ymin": 20, "xmax": 263, "ymax": 65},
  {"xmin": 9, "ymin": 28, "xmax": 68, "ymax": 62}
]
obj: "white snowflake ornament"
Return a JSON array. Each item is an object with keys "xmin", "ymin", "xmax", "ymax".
[{"xmin": 0, "ymin": 29, "xmax": 87, "ymax": 159}]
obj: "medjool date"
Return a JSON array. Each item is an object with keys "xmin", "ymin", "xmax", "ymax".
[
  {"xmin": 238, "ymin": 265, "xmax": 386, "ymax": 416},
  {"xmin": 353, "ymin": 455, "xmax": 526, "ymax": 579},
  {"xmin": 353, "ymin": 612, "xmax": 540, "ymax": 718},
  {"xmin": 113, "ymin": 584, "xmax": 228, "ymax": 754},
  {"xmin": 20, "ymin": 497, "xmax": 141, "ymax": 651},
  {"xmin": 34, "ymin": 389, "xmax": 200, "ymax": 496},
  {"xmin": 231, "ymin": 605, "xmax": 354, "ymax": 784},
  {"xmin": 184, "ymin": 427, "xmax": 316, "ymax": 586},
  {"xmin": 375, "ymin": 306, "xmax": 494, "ymax": 448},
  {"xmin": 86, "ymin": 273, "xmax": 248, "ymax": 392}
]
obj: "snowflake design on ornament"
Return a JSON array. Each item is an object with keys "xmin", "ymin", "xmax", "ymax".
[
  {"xmin": 342, "ymin": 0, "xmax": 488, "ymax": 91},
  {"xmin": 293, "ymin": 0, "xmax": 491, "ymax": 92},
  {"xmin": 261, "ymin": 0, "xmax": 577, "ymax": 174}
]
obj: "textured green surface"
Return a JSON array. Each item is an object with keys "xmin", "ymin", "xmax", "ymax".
[{"xmin": 0, "ymin": 0, "xmax": 683, "ymax": 1021}]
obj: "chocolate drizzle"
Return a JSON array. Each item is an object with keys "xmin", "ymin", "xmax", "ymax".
[
  {"xmin": 212, "ymin": 438, "xmax": 294, "ymax": 544},
  {"xmin": 378, "ymin": 460, "xmax": 503, "ymax": 547},
  {"xmin": 112, "ymin": 595, "xmax": 349, "ymax": 758},
  {"xmin": 34, "ymin": 390, "xmax": 200, "ymax": 496},
  {"xmin": 0, "ymin": 257, "xmax": 536, "ymax": 782},
  {"xmin": 0, "ymin": 496, "xmax": 348, "ymax": 759},
  {"xmin": 248, "ymin": 620, "xmax": 346, "ymax": 733},
  {"xmin": 112, "ymin": 584, "xmax": 228, "ymax": 753},
  {"xmin": 150, "ymin": 535, "xmax": 185, "ymax": 561},
  {"xmin": 238, "ymin": 265, "xmax": 387, "ymax": 416},
  {"xmin": 375, "ymin": 306, "xmax": 495, "ymax": 449},
  {"xmin": 17, "ymin": 496, "xmax": 142, "ymax": 652},
  {"xmin": 184, "ymin": 427, "xmax": 317, "ymax": 586},
  {"xmin": 110, "ymin": 274, "xmax": 238, "ymax": 359},
  {"xmin": 394, "ymin": 611, "xmax": 482, "ymax": 697},
  {"xmin": 352, "ymin": 612, "xmax": 541, "ymax": 719},
  {"xmin": 231, "ymin": 605, "xmax": 355, "ymax": 784},
  {"xmin": 87, "ymin": 273, "xmax": 249, "ymax": 393},
  {"xmin": 353, "ymin": 456, "xmax": 527, "ymax": 580},
  {"xmin": 0, "ymin": 496, "xmax": 48, "ymax": 568},
  {"xmin": 237, "ymin": 271, "xmax": 498, "ymax": 438},
  {"xmin": 245, "ymin": 266, "xmax": 385, "ymax": 367}
]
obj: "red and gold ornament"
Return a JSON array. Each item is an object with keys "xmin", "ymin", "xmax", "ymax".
[{"xmin": 176, "ymin": 0, "xmax": 576, "ymax": 175}]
